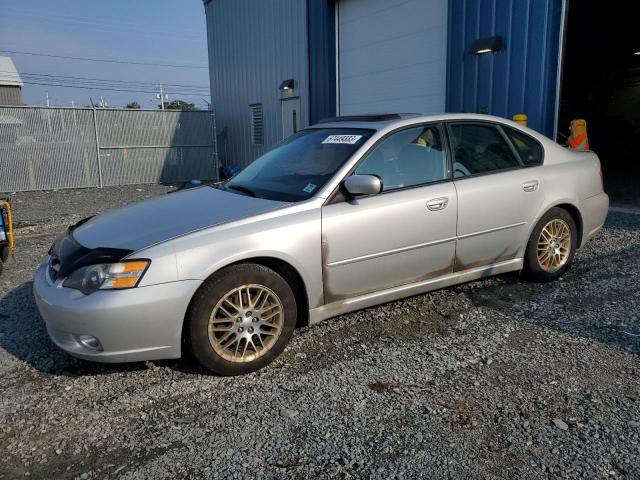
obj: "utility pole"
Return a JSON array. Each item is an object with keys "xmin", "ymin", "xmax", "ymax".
[
  {"xmin": 71, "ymin": 100, "xmax": 77, "ymax": 128},
  {"xmin": 45, "ymin": 91, "xmax": 52, "ymax": 133},
  {"xmin": 156, "ymin": 83, "xmax": 168, "ymax": 110}
]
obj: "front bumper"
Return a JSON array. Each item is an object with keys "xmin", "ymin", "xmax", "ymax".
[{"xmin": 33, "ymin": 262, "xmax": 201, "ymax": 363}]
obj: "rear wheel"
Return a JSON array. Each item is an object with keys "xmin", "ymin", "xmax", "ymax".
[
  {"xmin": 523, "ymin": 207, "xmax": 577, "ymax": 282},
  {"xmin": 187, "ymin": 263, "xmax": 297, "ymax": 376}
]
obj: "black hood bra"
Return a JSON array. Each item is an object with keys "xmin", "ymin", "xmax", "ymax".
[{"xmin": 48, "ymin": 217, "xmax": 132, "ymax": 281}]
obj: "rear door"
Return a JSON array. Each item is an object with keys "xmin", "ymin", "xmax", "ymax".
[
  {"xmin": 447, "ymin": 121, "xmax": 545, "ymax": 270},
  {"xmin": 321, "ymin": 123, "xmax": 457, "ymax": 301}
]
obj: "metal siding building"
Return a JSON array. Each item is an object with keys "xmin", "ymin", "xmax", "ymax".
[
  {"xmin": 446, "ymin": 0, "xmax": 563, "ymax": 138},
  {"xmin": 307, "ymin": 0, "xmax": 336, "ymax": 125},
  {"xmin": 204, "ymin": 0, "xmax": 309, "ymax": 168},
  {"xmin": 204, "ymin": 0, "xmax": 565, "ymax": 167}
]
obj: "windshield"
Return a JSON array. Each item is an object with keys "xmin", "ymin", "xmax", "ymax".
[{"xmin": 225, "ymin": 128, "xmax": 374, "ymax": 201}]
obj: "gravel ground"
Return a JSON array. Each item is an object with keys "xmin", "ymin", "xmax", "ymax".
[{"xmin": 0, "ymin": 185, "xmax": 639, "ymax": 479}]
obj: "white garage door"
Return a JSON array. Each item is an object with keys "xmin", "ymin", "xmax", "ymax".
[{"xmin": 338, "ymin": 0, "xmax": 448, "ymax": 115}]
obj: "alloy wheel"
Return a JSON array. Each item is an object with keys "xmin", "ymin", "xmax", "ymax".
[
  {"xmin": 207, "ymin": 284, "xmax": 284, "ymax": 363},
  {"xmin": 537, "ymin": 219, "xmax": 571, "ymax": 272}
]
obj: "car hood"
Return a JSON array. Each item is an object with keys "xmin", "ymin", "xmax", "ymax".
[{"xmin": 72, "ymin": 186, "xmax": 289, "ymax": 251}]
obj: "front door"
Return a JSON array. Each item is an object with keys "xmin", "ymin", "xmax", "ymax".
[
  {"xmin": 447, "ymin": 121, "xmax": 545, "ymax": 270},
  {"xmin": 281, "ymin": 97, "xmax": 300, "ymax": 139},
  {"xmin": 321, "ymin": 124, "xmax": 457, "ymax": 302}
]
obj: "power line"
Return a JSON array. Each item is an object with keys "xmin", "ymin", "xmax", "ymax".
[
  {"xmin": 17, "ymin": 80, "xmax": 210, "ymax": 97},
  {"xmin": 0, "ymin": 49, "xmax": 208, "ymax": 69},
  {"xmin": 0, "ymin": 69, "xmax": 209, "ymax": 91}
]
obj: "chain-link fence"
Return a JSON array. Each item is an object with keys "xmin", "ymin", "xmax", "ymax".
[{"xmin": 0, "ymin": 106, "xmax": 218, "ymax": 192}]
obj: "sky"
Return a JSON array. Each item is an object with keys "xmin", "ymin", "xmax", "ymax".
[{"xmin": 0, "ymin": 0, "xmax": 210, "ymax": 109}]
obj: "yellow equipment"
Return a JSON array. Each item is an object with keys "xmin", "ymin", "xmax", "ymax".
[
  {"xmin": 0, "ymin": 199, "xmax": 14, "ymax": 268},
  {"xmin": 513, "ymin": 114, "xmax": 528, "ymax": 127}
]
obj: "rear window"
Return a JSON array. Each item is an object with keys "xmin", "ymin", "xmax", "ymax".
[{"xmin": 504, "ymin": 126, "xmax": 544, "ymax": 166}]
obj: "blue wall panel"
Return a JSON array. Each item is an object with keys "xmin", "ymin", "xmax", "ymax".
[
  {"xmin": 446, "ymin": 0, "xmax": 563, "ymax": 138},
  {"xmin": 307, "ymin": 0, "xmax": 336, "ymax": 124}
]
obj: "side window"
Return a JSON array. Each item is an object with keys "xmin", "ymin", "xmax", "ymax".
[
  {"xmin": 504, "ymin": 126, "xmax": 544, "ymax": 166},
  {"xmin": 355, "ymin": 125, "xmax": 448, "ymax": 191},
  {"xmin": 448, "ymin": 123, "xmax": 522, "ymax": 178}
]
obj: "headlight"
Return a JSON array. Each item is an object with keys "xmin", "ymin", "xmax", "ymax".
[{"xmin": 63, "ymin": 260, "xmax": 150, "ymax": 295}]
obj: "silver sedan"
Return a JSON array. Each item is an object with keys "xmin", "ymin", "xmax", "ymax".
[{"xmin": 33, "ymin": 114, "xmax": 609, "ymax": 375}]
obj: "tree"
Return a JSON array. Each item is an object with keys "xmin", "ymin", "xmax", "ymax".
[
  {"xmin": 160, "ymin": 100, "xmax": 199, "ymax": 111},
  {"xmin": 125, "ymin": 101, "xmax": 141, "ymax": 109}
]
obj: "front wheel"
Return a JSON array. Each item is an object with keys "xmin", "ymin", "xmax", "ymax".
[
  {"xmin": 187, "ymin": 263, "xmax": 297, "ymax": 376},
  {"xmin": 523, "ymin": 207, "xmax": 577, "ymax": 282}
]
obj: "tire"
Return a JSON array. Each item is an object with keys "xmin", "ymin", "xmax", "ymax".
[
  {"xmin": 523, "ymin": 207, "xmax": 577, "ymax": 282},
  {"xmin": 187, "ymin": 263, "xmax": 297, "ymax": 376}
]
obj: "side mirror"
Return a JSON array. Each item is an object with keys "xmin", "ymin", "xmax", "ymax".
[{"xmin": 343, "ymin": 174, "xmax": 382, "ymax": 197}]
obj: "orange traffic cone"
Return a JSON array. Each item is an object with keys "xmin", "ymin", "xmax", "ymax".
[{"xmin": 567, "ymin": 119, "xmax": 589, "ymax": 150}]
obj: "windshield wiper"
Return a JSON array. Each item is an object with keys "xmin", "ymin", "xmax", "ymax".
[{"xmin": 226, "ymin": 184, "xmax": 257, "ymax": 198}]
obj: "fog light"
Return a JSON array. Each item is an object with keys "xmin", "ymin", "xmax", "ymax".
[{"xmin": 77, "ymin": 335, "xmax": 103, "ymax": 351}]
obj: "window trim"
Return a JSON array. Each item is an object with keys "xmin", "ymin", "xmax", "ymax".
[
  {"xmin": 444, "ymin": 120, "xmax": 542, "ymax": 181},
  {"xmin": 500, "ymin": 124, "xmax": 545, "ymax": 168},
  {"xmin": 325, "ymin": 121, "xmax": 453, "ymax": 205}
]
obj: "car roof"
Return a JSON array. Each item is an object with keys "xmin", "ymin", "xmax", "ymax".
[
  {"xmin": 311, "ymin": 112, "xmax": 523, "ymax": 130},
  {"xmin": 315, "ymin": 113, "xmax": 422, "ymax": 124},
  {"xmin": 309, "ymin": 112, "xmax": 553, "ymax": 144}
]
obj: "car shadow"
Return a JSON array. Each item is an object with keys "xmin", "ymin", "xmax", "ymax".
[
  {"xmin": 606, "ymin": 208, "xmax": 640, "ymax": 231},
  {"xmin": 460, "ymin": 242, "xmax": 640, "ymax": 356},
  {"xmin": 0, "ymin": 281, "xmax": 205, "ymax": 376}
]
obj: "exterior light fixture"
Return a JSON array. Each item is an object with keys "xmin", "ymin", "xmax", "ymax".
[
  {"xmin": 634, "ymin": 51, "xmax": 640, "ymax": 56},
  {"xmin": 279, "ymin": 79, "xmax": 294, "ymax": 91},
  {"xmin": 471, "ymin": 36, "xmax": 502, "ymax": 55}
]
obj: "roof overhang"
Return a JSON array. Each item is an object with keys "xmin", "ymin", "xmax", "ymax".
[{"xmin": 0, "ymin": 57, "xmax": 23, "ymax": 87}]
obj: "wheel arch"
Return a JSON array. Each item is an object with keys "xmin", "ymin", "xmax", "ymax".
[
  {"xmin": 551, "ymin": 203, "xmax": 584, "ymax": 247},
  {"xmin": 182, "ymin": 255, "xmax": 311, "ymax": 347},
  {"xmin": 230, "ymin": 256, "xmax": 310, "ymax": 328},
  {"xmin": 527, "ymin": 201, "xmax": 584, "ymax": 250}
]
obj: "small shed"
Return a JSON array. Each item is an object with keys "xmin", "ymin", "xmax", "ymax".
[{"xmin": 0, "ymin": 57, "xmax": 24, "ymax": 106}]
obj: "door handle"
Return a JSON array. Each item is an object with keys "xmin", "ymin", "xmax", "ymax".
[
  {"xmin": 426, "ymin": 197, "xmax": 448, "ymax": 211},
  {"xmin": 522, "ymin": 180, "xmax": 539, "ymax": 192}
]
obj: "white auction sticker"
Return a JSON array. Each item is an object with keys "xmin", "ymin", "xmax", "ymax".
[
  {"xmin": 322, "ymin": 134, "xmax": 363, "ymax": 145},
  {"xmin": 303, "ymin": 183, "xmax": 317, "ymax": 193}
]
